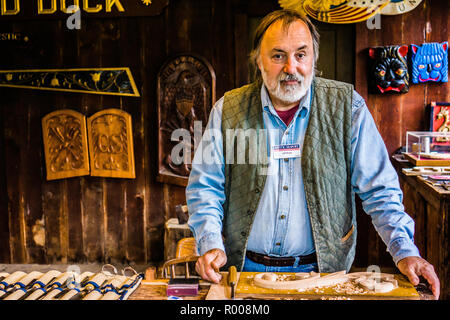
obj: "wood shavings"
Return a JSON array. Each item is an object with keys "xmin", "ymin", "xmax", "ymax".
[
  {"xmin": 253, "ymin": 271, "xmax": 398, "ymax": 296},
  {"xmin": 321, "ymin": 296, "xmax": 352, "ymax": 300},
  {"xmin": 331, "ymin": 281, "xmax": 369, "ymax": 295}
]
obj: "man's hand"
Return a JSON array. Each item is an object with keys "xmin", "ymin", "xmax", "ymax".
[
  {"xmin": 195, "ymin": 249, "xmax": 227, "ymax": 283},
  {"xmin": 397, "ymin": 256, "xmax": 440, "ymax": 299}
]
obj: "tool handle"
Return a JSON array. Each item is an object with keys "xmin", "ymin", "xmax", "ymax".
[{"xmin": 228, "ymin": 266, "xmax": 237, "ymax": 285}]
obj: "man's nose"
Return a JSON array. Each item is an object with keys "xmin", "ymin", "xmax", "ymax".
[{"xmin": 283, "ymin": 57, "xmax": 297, "ymax": 74}]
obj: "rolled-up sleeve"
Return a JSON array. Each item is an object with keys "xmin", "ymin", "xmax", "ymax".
[
  {"xmin": 351, "ymin": 91, "xmax": 421, "ymax": 265},
  {"xmin": 186, "ymin": 97, "xmax": 227, "ymax": 256}
]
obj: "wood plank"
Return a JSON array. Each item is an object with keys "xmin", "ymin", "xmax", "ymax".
[
  {"xmin": 234, "ymin": 13, "xmax": 249, "ymax": 87},
  {"xmin": 104, "ymin": 179, "xmax": 126, "ymax": 263},
  {"xmin": 119, "ymin": 17, "xmax": 146, "ymax": 264},
  {"xmin": 66, "ymin": 178, "xmax": 85, "ymax": 262},
  {"xmin": 235, "ymin": 272, "xmax": 419, "ymax": 300},
  {"xmin": 136, "ymin": 14, "xmax": 166, "ymax": 263},
  {"xmin": 3, "ymin": 87, "xmax": 26, "ymax": 263},
  {"xmin": 424, "ymin": 0, "xmax": 449, "ymax": 104},
  {"xmin": 0, "ymin": 90, "xmax": 11, "ymax": 263},
  {"xmin": 79, "ymin": 18, "xmax": 106, "ymax": 263},
  {"xmin": 23, "ymin": 90, "xmax": 47, "ymax": 263}
]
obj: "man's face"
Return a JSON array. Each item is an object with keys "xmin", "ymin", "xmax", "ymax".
[{"xmin": 257, "ymin": 19, "xmax": 315, "ymax": 110}]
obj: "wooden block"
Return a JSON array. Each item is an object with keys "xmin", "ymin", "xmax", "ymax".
[
  {"xmin": 145, "ymin": 266, "xmax": 157, "ymax": 281},
  {"xmin": 235, "ymin": 272, "xmax": 420, "ymax": 300},
  {"xmin": 42, "ymin": 109, "xmax": 90, "ymax": 180},
  {"xmin": 87, "ymin": 108, "xmax": 135, "ymax": 179}
]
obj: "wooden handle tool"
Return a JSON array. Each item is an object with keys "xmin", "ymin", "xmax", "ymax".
[{"xmin": 228, "ymin": 266, "xmax": 237, "ymax": 299}]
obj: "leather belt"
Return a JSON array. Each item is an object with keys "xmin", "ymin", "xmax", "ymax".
[{"xmin": 246, "ymin": 251, "xmax": 317, "ymax": 267}]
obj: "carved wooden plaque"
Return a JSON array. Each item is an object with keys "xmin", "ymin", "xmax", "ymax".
[
  {"xmin": 42, "ymin": 109, "xmax": 90, "ymax": 180},
  {"xmin": 87, "ymin": 109, "xmax": 135, "ymax": 179},
  {"xmin": 157, "ymin": 54, "xmax": 216, "ymax": 186}
]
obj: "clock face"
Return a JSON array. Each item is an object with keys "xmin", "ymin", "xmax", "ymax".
[{"xmin": 380, "ymin": 0, "xmax": 422, "ymax": 15}]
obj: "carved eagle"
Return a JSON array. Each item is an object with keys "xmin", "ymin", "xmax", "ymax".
[{"xmin": 279, "ymin": 0, "xmax": 391, "ymax": 23}]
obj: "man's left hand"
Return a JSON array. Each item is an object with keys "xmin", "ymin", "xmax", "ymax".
[{"xmin": 397, "ymin": 256, "xmax": 440, "ymax": 299}]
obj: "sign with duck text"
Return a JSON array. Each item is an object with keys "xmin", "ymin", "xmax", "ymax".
[{"xmin": 0, "ymin": 0, "xmax": 169, "ymax": 19}]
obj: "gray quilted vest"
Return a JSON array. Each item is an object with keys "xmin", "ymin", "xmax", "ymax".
[{"xmin": 221, "ymin": 77, "xmax": 356, "ymax": 273}]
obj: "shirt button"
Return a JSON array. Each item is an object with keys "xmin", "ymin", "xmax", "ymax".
[
  {"xmin": 285, "ymin": 130, "xmax": 289, "ymax": 135},
  {"xmin": 284, "ymin": 158, "xmax": 289, "ymax": 162},
  {"xmin": 283, "ymin": 185, "xmax": 288, "ymax": 191},
  {"xmin": 254, "ymin": 188, "xmax": 260, "ymax": 194},
  {"xmin": 280, "ymin": 215, "xmax": 286, "ymax": 219},
  {"xmin": 275, "ymin": 242, "xmax": 281, "ymax": 246}
]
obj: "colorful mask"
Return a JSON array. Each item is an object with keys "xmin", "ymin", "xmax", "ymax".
[
  {"xmin": 411, "ymin": 42, "xmax": 448, "ymax": 83},
  {"xmin": 368, "ymin": 45, "xmax": 409, "ymax": 94}
]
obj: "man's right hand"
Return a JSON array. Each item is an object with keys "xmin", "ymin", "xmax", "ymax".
[{"xmin": 195, "ymin": 248, "xmax": 227, "ymax": 283}]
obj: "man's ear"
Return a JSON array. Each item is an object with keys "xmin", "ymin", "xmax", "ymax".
[{"xmin": 256, "ymin": 56, "xmax": 262, "ymax": 72}]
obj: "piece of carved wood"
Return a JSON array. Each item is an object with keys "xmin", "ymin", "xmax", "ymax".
[
  {"xmin": 253, "ymin": 271, "xmax": 399, "ymax": 293},
  {"xmin": 253, "ymin": 270, "xmax": 348, "ymax": 290},
  {"xmin": 87, "ymin": 108, "xmax": 135, "ymax": 179},
  {"xmin": 42, "ymin": 109, "xmax": 90, "ymax": 180},
  {"xmin": 157, "ymin": 54, "xmax": 216, "ymax": 186},
  {"xmin": 0, "ymin": 68, "xmax": 140, "ymax": 97}
]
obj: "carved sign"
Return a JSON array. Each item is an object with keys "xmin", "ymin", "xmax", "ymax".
[
  {"xmin": 42, "ymin": 109, "xmax": 90, "ymax": 180},
  {"xmin": 157, "ymin": 54, "xmax": 216, "ymax": 186},
  {"xmin": 0, "ymin": 68, "xmax": 140, "ymax": 97},
  {"xmin": 0, "ymin": 0, "xmax": 169, "ymax": 19},
  {"xmin": 87, "ymin": 108, "xmax": 135, "ymax": 178}
]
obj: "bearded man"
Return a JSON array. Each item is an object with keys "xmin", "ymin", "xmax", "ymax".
[{"xmin": 185, "ymin": 9, "xmax": 440, "ymax": 298}]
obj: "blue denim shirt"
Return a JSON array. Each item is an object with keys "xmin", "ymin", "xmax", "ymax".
[{"xmin": 186, "ymin": 84, "xmax": 421, "ymax": 266}]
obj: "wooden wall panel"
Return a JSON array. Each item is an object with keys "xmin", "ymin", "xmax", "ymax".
[
  {"xmin": 354, "ymin": 0, "xmax": 448, "ymax": 268},
  {"xmin": 355, "ymin": 0, "xmax": 448, "ymax": 154},
  {"xmin": 0, "ymin": 0, "xmax": 447, "ymax": 269}
]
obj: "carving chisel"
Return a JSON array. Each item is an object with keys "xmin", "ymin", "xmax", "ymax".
[{"xmin": 228, "ymin": 266, "xmax": 237, "ymax": 300}]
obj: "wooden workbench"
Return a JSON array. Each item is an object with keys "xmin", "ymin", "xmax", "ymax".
[
  {"xmin": 0, "ymin": 264, "xmax": 435, "ymax": 300},
  {"xmin": 129, "ymin": 272, "xmax": 435, "ymax": 300},
  {"xmin": 392, "ymin": 155, "xmax": 450, "ymax": 300}
]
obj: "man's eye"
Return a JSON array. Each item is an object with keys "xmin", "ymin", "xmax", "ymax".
[
  {"xmin": 395, "ymin": 69, "xmax": 404, "ymax": 76},
  {"xmin": 379, "ymin": 70, "xmax": 386, "ymax": 76},
  {"xmin": 296, "ymin": 53, "xmax": 305, "ymax": 59},
  {"xmin": 272, "ymin": 54, "xmax": 284, "ymax": 60},
  {"xmin": 418, "ymin": 65, "xmax": 426, "ymax": 69},
  {"xmin": 435, "ymin": 63, "xmax": 441, "ymax": 68}
]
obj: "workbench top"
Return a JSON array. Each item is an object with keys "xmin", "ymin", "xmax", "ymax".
[
  {"xmin": 0, "ymin": 265, "xmax": 436, "ymax": 300},
  {"xmin": 130, "ymin": 272, "xmax": 436, "ymax": 300}
]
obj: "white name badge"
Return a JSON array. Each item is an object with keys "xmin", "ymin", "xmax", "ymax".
[{"xmin": 272, "ymin": 144, "xmax": 301, "ymax": 159}]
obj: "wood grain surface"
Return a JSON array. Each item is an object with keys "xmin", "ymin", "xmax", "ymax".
[{"xmin": 235, "ymin": 272, "xmax": 420, "ymax": 300}]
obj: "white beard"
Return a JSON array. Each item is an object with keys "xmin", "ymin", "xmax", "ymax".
[{"xmin": 262, "ymin": 69, "xmax": 314, "ymax": 105}]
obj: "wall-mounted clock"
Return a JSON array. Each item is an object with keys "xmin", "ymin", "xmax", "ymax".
[{"xmin": 380, "ymin": 0, "xmax": 422, "ymax": 15}]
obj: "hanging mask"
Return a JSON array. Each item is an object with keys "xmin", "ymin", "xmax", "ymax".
[
  {"xmin": 411, "ymin": 42, "xmax": 448, "ymax": 83},
  {"xmin": 369, "ymin": 45, "xmax": 409, "ymax": 94}
]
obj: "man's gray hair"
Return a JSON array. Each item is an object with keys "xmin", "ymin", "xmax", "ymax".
[{"xmin": 249, "ymin": 9, "xmax": 320, "ymax": 81}]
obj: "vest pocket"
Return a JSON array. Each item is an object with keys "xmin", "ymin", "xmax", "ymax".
[{"xmin": 340, "ymin": 224, "xmax": 354, "ymax": 243}]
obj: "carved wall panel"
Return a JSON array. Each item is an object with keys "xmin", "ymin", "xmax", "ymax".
[
  {"xmin": 0, "ymin": 68, "xmax": 140, "ymax": 97},
  {"xmin": 87, "ymin": 109, "xmax": 135, "ymax": 179},
  {"xmin": 42, "ymin": 109, "xmax": 90, "ymax": 180},
  {"xmin": 157, "ymin": 54, "xmax": 216, "ymax": 186}
]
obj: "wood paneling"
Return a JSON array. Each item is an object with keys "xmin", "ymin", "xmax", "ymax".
[
  {"xmin": 353, "ymin": 0, "xmax": 449, "ymax": 268},
  {"xmin": 355, "ymin": 0, "xmax": 448, "ymax": 155},
  {"xmin": 0, "ymin": 0, "xmax": 244, "ymax": 265},
  {"xmin": 0, "ymin": 0, "xmax": 448, "ymax": 270}
]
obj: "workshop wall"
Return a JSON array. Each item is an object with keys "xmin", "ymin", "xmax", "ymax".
[
  {"xmin": 0, "ymin": 0, "xmax": 276, "ymax": 265},
  {"xmin": 354, "ymin": 0, "xmax": 449, "ymax": 268},
  {"xmin": 0, "ymin": 0, "xmax": 447, "ymax": 270}
]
